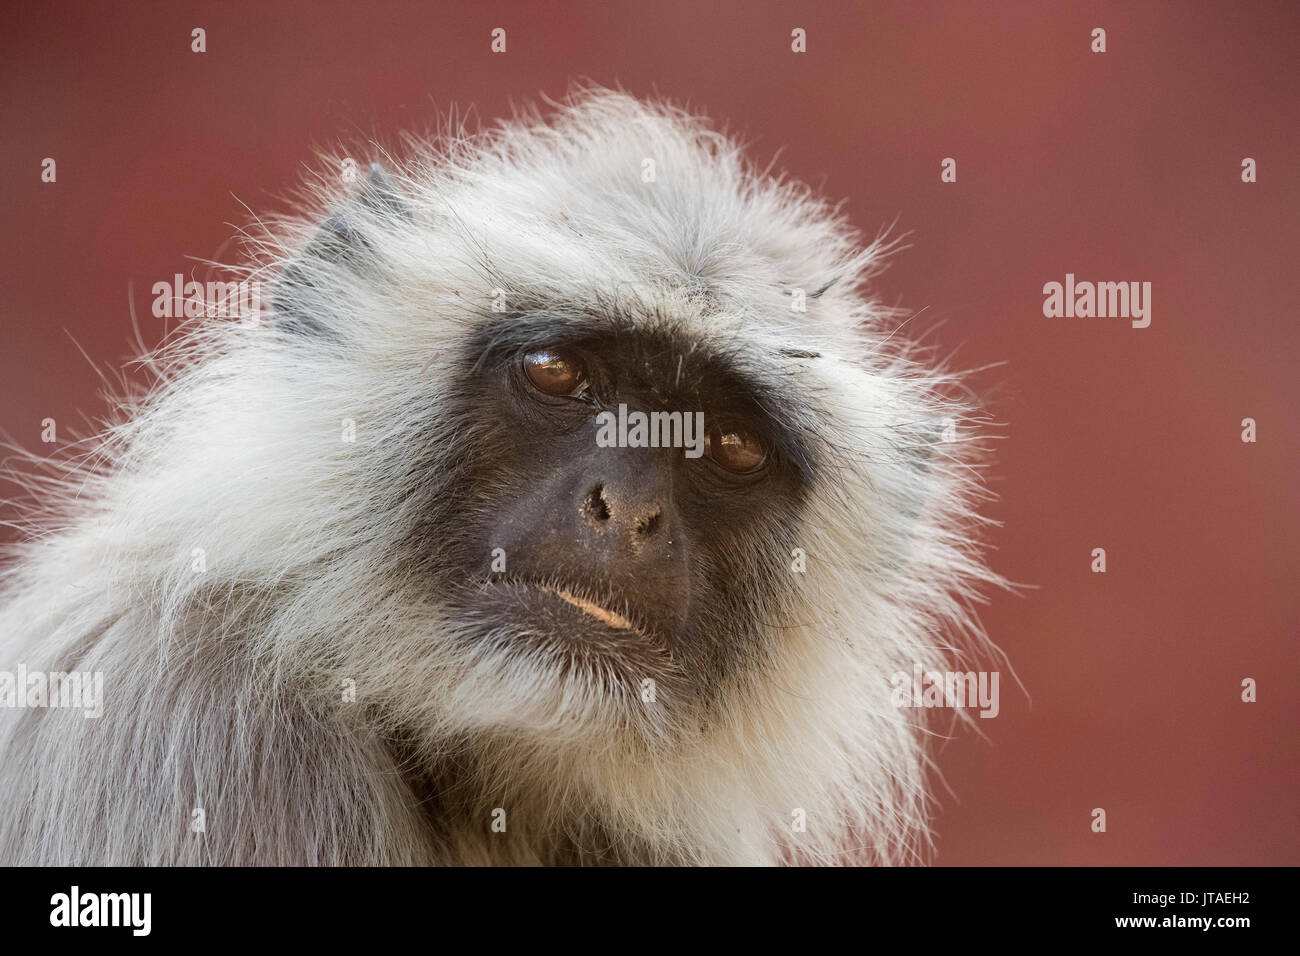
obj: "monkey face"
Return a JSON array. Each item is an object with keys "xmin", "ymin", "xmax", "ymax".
[{"xmin": 419, "ymin": 319, "xmax": 815, "ymax": 719}]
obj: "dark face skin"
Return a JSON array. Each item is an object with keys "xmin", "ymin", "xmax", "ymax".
[{"xmin": 417, "ymin": 315, "xmax": 813, "ymax": 706}]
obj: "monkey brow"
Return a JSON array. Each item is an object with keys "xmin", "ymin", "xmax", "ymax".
[
  {"xmin": 465, "ymin": 309, "xmax": 820, "ymax": 466},
  {"xmin": 468, "ymin": 309, "xmax": 789, "ymax": 394}
]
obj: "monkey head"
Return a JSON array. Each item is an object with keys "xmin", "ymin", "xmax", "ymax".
[
  {"xmin": 0, "ymin": 91, "xmax": 997, "ymax": 865},
  {"xmin": 258, "ymin": 93, "xmax": 994, "ymax": 841}
]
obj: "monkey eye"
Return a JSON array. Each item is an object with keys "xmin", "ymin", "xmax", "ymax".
[
  {"xmin": 706, "ymin": 426, "xmax": 767, "ymax": 474},
  {"xmin": 522, "ymin": 347, "xmax": 589, "ymax": 398}
]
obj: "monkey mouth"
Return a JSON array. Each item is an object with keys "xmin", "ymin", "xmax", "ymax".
[
  {"xmin": 539, "ymin": 585, "xmax": 636, "ymax": 630},
  {"xmin": 474, "ymin": 575, "xmax": 674, "ymax": 658}
]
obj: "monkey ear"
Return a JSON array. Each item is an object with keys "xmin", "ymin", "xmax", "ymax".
[
  {"xmin": 888, "ymin": 416, "xmax": 952, "ymax": 514},
  {"xmin": 273, "ymin": 163, "xmax": 411, "ymax": 336},
  {"xmin": 356, "ymin": 163, "xmax": 410, "ymax": 220},
  {"xmin": 902, "ymin": 416, "xmax": 954, "ymax": 473}
]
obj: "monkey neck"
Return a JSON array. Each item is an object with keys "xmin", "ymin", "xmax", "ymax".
[{"xmin": 384, "ymin": 727, "xmax": 680, "ymax": 866}]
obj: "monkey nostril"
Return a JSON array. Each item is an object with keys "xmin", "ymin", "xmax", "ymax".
[
  {"xmin": 634, "ymin": 509, "xmax": 661, "ymax": 536},
  {"xmin": 583, "ymin": 484, "xmax": 611, "ymax": 523},
  {"xmin": 582, "ymin": 484, "xmax": 664, "ymax": 537}
]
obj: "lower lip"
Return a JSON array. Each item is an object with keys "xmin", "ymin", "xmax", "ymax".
[{"xmin": 539, "ymin": 585, "xmax": 635, "ymax": 630}]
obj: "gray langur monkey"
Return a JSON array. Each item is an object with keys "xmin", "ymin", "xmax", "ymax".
[{"xmin": 0, "ymin": 89, "xmax": 1001, "ymax": 865}]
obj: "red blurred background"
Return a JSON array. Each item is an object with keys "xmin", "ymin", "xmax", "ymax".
[{"xmin": 2, "ymin": 1, "xmax": 1296, "ymax": 864}]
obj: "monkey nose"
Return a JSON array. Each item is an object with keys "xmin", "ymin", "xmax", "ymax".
[{"xmin": 580, "ymin": 482, "xmax": 665, "ymax": 545}]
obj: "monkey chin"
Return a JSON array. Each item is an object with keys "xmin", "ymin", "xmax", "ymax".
[{"xmin": 445, "ymin": 575, "xmax": 682, "ymax": 725}]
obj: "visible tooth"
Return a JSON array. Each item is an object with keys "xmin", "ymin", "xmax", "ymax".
[{"xmin": 541, "ymin": 586, "xmax": 634, "ymax": 630}]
